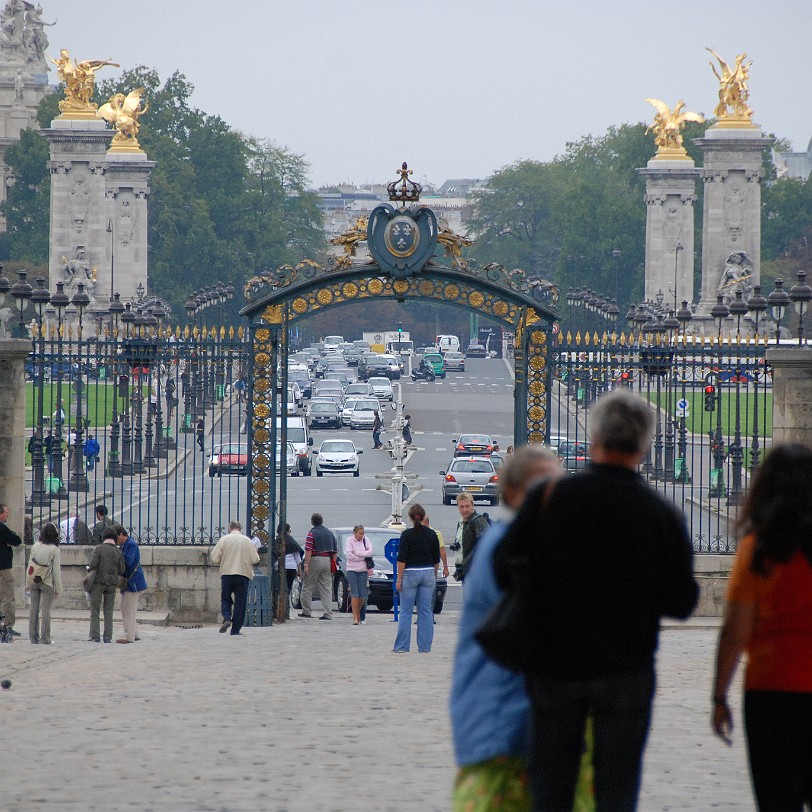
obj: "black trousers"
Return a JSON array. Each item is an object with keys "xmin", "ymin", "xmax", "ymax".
[
  {"xmin": 220, "ymin": 574, "xmax": 249, "ymax": 634},
  {"xmin": 744, "ymin": 690, "xmax": 812, "ymax": 811}
]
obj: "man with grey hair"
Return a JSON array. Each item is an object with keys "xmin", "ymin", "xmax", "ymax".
[
  {"xmin": 494, "ymin": 390, "xmax": 698, "ymax": 811},
  {"xmin": 0, "ymin": 502, "xmax": 22, "ymax": 636},
  {"xmin": 210, "ymin": 520, "xmax": 260, "ymax": 636}
]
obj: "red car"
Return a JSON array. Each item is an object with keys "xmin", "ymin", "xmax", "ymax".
[{"xmin": 208, "ymin": 443, "xmax": 248, "ymax": 477}]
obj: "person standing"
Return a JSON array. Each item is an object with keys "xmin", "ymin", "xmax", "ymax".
[
  {"xmin": 422, "ymin": 513, "xmax": 449, "ymax": 578},
  {"xmin": 712, "ymin": 443, "xmax": 812, "ymax": 811},
  {"xmin": 28, "ymin": 522, "xmax": 62, "ymax": 645},
  {"xmin": 453, "ymin": 493, "xmax": 490, "ymax": 584},
  {"xmin": 279, "ymin": 523, "xmax": 303, "ymax": 595},
  {"xmin": 44, "ymin": 429, "xmax": 56, "ymax": 474},
  {"xmin": 344, "ymin": 525, "xmax": 372, "ymax": 625},
  {"xmin": 91, "ymin": 504, "xmax": 115, "ymax": 545},
  {"xmin": 210, "ymin": 520, "xmax": 259, "ymax": 636},
  {"xmin": 372, "ymin": 410, "xmax": 384, "ymax": 449},
  {"xmin": 402, "ymin": 414, "xmax": 412, "ymax": 446},
  {"xmin": 116, "ymin": 525, "xmax": 148, "ymax": 644},
  {"xmin": 451, "ymin": 447, "xmax": 563, "ymax": 811},
  {"xmin": 59, "ymin": 509, "xmax": 91, "ymax": 544},
  {"xmin": 83, "ymin": 432, "xmax": 100, "ymax": 472},
  {"xmin": 393, "ymin": 503, "xmax": 440, "ymax": 653},
  {"xmin": 493, "ymin": 390, "xmax": 698, "ymax": 810},
  {"xmin": 196, "ymin": 417, "xmax": 205, "ymax": 452},
  {"xmin": 0, "ymin": 502, "xmax": 23, "ymax": 637},
  {"xmin": 298, "ymin": 513, "xmax": 337, "ymax": 620},
  {"xmin": 87, "ymin": 527, "xmax": 125, "ymax": 643}
]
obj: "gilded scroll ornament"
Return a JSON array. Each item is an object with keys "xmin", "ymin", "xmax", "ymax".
[
  {"xmin": 330, "ymin": 216, "xmax": 369, "ymax": 270},
  {"xmin": 645, "ymin": 99, "xmax": 705, "ymax": 158},
  {"xmin": 436, "ymin": 217, "xmax": 474, "ymax": 270}
]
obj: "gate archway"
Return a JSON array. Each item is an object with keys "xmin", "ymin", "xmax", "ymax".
[{"xmin": 240, "ymin": 165, "xmax": 559, "ymax": 542}]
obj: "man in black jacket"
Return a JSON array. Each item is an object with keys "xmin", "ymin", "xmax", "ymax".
[
  {"xmin": 494, "ymin": 390, "xmax": 698, "ymax": 811},
  {"xmin": 0, "ymin": 502, "xmax": 23, "ymax": 636},
  {"xmin": 453, "ymin": 492, "xmax": 490, "ymax": 583}
]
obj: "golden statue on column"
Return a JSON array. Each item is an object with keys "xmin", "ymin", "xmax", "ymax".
[
  {"xmin": 645, "ymin": 98, "xmax": 704, "ymax": 160},
  {"xmin": 49, "ymin": 48, "xmax": 120, "ymax": 118},
  {"xmin": 97, "ymin": 88, "xmax": 149, "ymax": 152},
  {"xmin": 707, "ymin": 48, "xmax": 756, "ymax": 128}
]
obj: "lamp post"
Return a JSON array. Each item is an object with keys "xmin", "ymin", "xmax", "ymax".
[
  {"xmin": 106, "ymin": 293, "xmax": 125, "ymax": 477},
  {"xmin": 10, "ymin": 270, "xmax": 32, "ymax": 338},
  {"xmin": 746, "ymin": 286, "xmax": 768, "ymax": 470},
  {"xmin": 119, "ymin": 303, "xmax": 136, "ymax": 474},
  {"xmin": 68, "ymin": 283, "xmax": 91, "ymax": 492},
  {"xmin": 727, "ymin": 291, "xmax": 749, "ymax": 505},
  {"xmin": 661, "ymin": 310, "xmax": 679, "ymax": 482},
  {"xmin": 612, "ymin": 247, "xmax": 622, "ymax": 305},
  {"xmin": 671, "ymin": 242, "xmax": 683, "ymax": 314},
  {"xmin": 28, "ymin": 278, "xmax": 50, "ymax": 507},
  {"xmin": 49, "ymin": 283, "xmax": 69, "ymax": 500},
  {"xmin": 107, "ymin": 218, "xmax": 115, "ymax": 301},
  {"xmin": 767, "ymin": 278, "xmax": 790, "ymax": 343},
  {"xmin": 789, "ymin": 270, "xmax": 812, "ymax": 345},
  {"xmin": 142, "ymin": 309, "xmax": 158, "ymax": 469},
  {"xmin": 708, "ymin": 294, "xmax": 730, "ymax": 498},
  {"xmin": 675, "ymin": 301, "xmax": 693, "ymax": 482}
]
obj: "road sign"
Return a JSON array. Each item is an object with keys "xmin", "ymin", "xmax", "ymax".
[
  {"xmin": 676, "ymin": 397, "xmax": 689, "ymax": 417},
  {"xmin": 552, "ymin": 323, "xmax": 560, "ymax": 335}
]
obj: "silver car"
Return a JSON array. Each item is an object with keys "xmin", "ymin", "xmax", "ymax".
[
  {"xmin": 275, "ymin": 441, "xmax": 297, "ymax": 476},
  {"xmin": 367, "ymin": 376, "xmax": 393, "ymax": 401},
  {"xmin": 441, "ymin": 457, "xmax": 499, "ymax": 506},
  {"xmin": 350, "ymin": 398, "xmax": 382, "ymax": 430}
]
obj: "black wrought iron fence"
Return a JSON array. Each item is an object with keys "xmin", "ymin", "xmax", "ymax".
[
  {"xmin": 550, "ymin": 328, "xmax": 773, "ymax": 554},
  {"xmin": 25, "ymin": 316, "xmax": 249, "ymax": 544}
]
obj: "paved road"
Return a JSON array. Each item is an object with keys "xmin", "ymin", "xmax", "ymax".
[{"xmin": 0, "ymin": 612, "xmax": 753, "ymax": 811}]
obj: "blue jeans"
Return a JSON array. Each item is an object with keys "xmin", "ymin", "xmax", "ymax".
[
  {"xmin": 526, "ymin": 667, "xmax": 655, "ymax": 812},
  {"xmin": 393, "ymin": 568, "xmax": 435, "ymax": 652},
  {"xmin": 372, "ymin": 429, "xmax": 382, "ymax": 448},
  {"xmin": 220, "ymin": 574, "xmax": 249, "ymax": 634}
]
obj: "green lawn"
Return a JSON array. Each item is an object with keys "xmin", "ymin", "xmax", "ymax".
[
  {"xmin": 25, "ymin": 382, "xmax": 148, "ymax": 430},
  {"xmin": 645, "ymin": 389, "xmax": 773, "ymax": 438}
]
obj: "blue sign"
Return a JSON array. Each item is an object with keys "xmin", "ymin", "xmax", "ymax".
[{"xmin": 384, "ymin": 537, "xmax": 400, "ymax": 620}]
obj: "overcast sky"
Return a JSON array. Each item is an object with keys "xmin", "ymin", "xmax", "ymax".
[{"xmin": 41, "ymin": 0, "xmax": 812, "ymax": 188}]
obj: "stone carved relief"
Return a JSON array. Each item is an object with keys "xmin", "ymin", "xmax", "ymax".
[
  {"xmin": 0, "ymin": 0, "xmax": 52, "ymax": 70},
  {"xmin": 663, "ymin": 200, "xmax": 684, "ymax": 252},
  {"xmin": 62, "ymin": 245, "xmax": 97, "ymax": 307},
  {"xmin": 69, "ymin": 167, "xmax": 90, "ymax": 234},
  {"xmin": 723, "ymin": 177, "xmax": 746, "ymax": 242},
  {"xmin": 116, "ymin": 193, "xmax": 135, "ymax": 246},
  {"xmin": 717, "ymin": 251, "xmax": 753, "ymax": 304}
]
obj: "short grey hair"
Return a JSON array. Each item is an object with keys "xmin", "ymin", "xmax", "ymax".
[
  {"xmin": 588, "ymin": 390, "xmax": 654, "ymax": 456},
  {"xmin": 229, "ymin": 520, "xmax": 242, "ymax": 532},
  {"xmin": 498, "ymin": 445, "xmax": 559, "ymax": 497}
]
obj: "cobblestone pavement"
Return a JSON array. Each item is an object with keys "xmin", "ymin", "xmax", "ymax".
[{"xmin": 0, "ymin": 612, "xmax": 753, "ymax": 811}]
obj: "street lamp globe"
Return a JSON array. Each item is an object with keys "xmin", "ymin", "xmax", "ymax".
[{"xmin": 789, "ymin": 270, "xmax": 812, "ymax": 345}]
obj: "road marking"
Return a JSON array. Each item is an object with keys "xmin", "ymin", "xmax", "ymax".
[{"xmin": 435, "ymin": 447, "xmax": 447, "ymax": 451}]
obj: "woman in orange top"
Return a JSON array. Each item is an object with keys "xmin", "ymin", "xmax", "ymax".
[{"xmin": 712, "ymin": 443, "xmax": 812, "ymax": 810}]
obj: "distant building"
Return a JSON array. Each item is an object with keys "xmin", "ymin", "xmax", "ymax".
[{"xmin": 774, "ymin": 137, "xmax": 812, "ymax": 181}]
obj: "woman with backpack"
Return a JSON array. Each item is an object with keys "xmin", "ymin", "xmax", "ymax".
[{"xmin": 28, "ymin": 523, "xmax": 62, "ymax": 645}]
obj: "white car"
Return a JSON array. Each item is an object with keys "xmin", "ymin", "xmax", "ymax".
[
  {"xmin": 350, "ymin": 398, "xmax": 382, "ymax": 430},
  {"xmin": 276, "ymin": 440, "xmax": 297, "ymax": 477},
  {"xmin": 367, "ymin": 376, "xmax": 393, "ymax": 401},
  {"xmin": 344, "ymin": 382, "xmax": 374, "ymax": 398},
  {"xmin": 382, "ymin": 354, "xmax": 402, "ymax": 378},
  {"xmin": 313, "ymin": 439, "xmax": 362, "ymax": 477},
  {"xmin": 341, "ymin": 397, "xmax": 360, "ymax": 426},
  {"xmin": 288, "ymin": 381, "xmax": 303, "ymax": 407}
]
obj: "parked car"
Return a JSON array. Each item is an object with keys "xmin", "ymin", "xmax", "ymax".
[
  {"xmin": 313, "ymin": 439, "xmax": 362, "ymax": 477},
  {"xmin": 453, "ymin": 433, "xmax": 496, "ymax": 457},
  {"xmin": 367, "ymin": 376, "xmax": 394, "ymax": 401},
  {"xmin": 349, "ymin": 398, "xmax": 381, "ymax": 430},
  {"xmin": 308, "ymin": 401, "xmax": 342, "ymax": 429},
  {"xmin": 441, "ymin": 456, "xmax": 499, "ymax": 505},
  {"xmin": 208, "ymin": 443, "xmax": 248, "ymax": 478},
  {"xmin": 330, "ymin": 527, "xmax": 447, "ymax": 614},
  {"xmin": 558, "ymin": 440, "xmax": 591, "ymax": 471},
  {"xmin": 421, "ymin": 351, "xmax": 446, "ymax": 379},
  {"xmin": 465, "ymin": 343, "xmax": 487, "ymax": 358},
  {"xmin": 443, "ymin": 351, "xmax": 466, "ymax": 371}
]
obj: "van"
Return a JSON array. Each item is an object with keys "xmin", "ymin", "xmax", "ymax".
[
  {"xmin": 435, "ymin": 335, "xmax": 460, "ymax": 355},
  {"xmin": 275, "ymin": 416, "xmax": 313, "ymax": 475}
]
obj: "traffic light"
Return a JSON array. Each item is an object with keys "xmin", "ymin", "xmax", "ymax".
[
  {"xmin": 704, "ymin": 384, "xmax": 716, "ymax": 412},
  {"xmin": 619, "ymin": 371, "xmax": 632, "ymax": 389},
  {"xmin": 398, "ymin": 322, "xmax": 403, "ymax": 334}
]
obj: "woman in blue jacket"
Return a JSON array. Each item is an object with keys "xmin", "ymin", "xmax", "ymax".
[{"xmin": 115, "ymin": 525, "xmax": 147, "ymax": 643}]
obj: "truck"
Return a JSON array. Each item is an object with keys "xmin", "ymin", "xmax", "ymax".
[{"xmin": 362, "ymin": 330, "xmax": 411, "ymax": 353}]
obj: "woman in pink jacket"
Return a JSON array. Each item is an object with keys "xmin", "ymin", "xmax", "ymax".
[{"xmin": 344, "ymin": 525, "xmax": 373, "ymax": 625}]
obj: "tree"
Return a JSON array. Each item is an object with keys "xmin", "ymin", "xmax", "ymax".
[{"xmin": 0, "ymin": 128, "xmax": 50, "ymax": 264}]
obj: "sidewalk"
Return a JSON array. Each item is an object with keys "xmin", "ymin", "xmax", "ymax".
[{"xmin": 0, "ymin": 611, "xmax": 753, "ymax": 811}]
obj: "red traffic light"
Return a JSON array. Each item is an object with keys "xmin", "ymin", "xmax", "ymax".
[
  {"xmin": 620, "ymin": 372, "xmax": 630, "ymax": 380},
  {"xmin": 704, "ymin": 385, "xmax": 716, "ymax": 394}
]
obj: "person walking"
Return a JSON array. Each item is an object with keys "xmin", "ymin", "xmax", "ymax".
[
  {"xmin": 279, "ymin": 523, "xmax": 303, "ymax": 595},
  {"xmin": 344, "ymin": 525, "xmax": 372, "ymax": 625},
  {"xmin": 393, "ymin": 503, "xmax": 440, "ymax": 653},
  {"xmin": 196, "ymin": 417, "xmax": 205, "ymax": 452},
  {"xmin": 0, "ymin": 502, "xmax": 23, "ymax": 637},
  {"xmin": 402, "ymin": 414, "xmax": 412, "ymax": 446},
  {"xmin": 298, "ymin": 513, "xmax": 337, "ymax": 620},
  {"xmin": 87, "ymin": 527, "xmax": 125, "ymax": 643},
  {"xmin": 44, "ymin": 430, "xmax": 56, "ymax": 475},
  {"xmin": 712, "ymin": 443, "xmax": 812, "ymax": 811},
  {"xmin": 28, "ymin": 522, "xmax": 62, "ymax": 645},
  {"xmin": 493, "ymin": 390, "xmax": 698, "ymax": 811},
  {"xmin": 116, "ymin": 525, "xmax": 148, "ymax": 644},
  {"xmin": 372, "ymin": 410, "xmax": 384, "ymax": 449},
  {"xmin": 83, "ymin": 432, "xmax": 100, "ymax": 472},
  {"xmin": 210, "ymin": 520, "xmax": 259, "ymax": 636},
  {"xmin": 451, "ymin": 446, "xmax": 563, "ymax": 811},
  {"xmin": 91, "ymin": 504, "xmax": 115, "ymax": 545},
  {"xmin": 452, "ymin": 492, "xmax": 490, "ymax": 584}
]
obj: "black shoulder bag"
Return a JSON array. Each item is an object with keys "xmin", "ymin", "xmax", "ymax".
[{"xmin": 474, "ymin": 478, "xmax": 556, "ymax": 673}]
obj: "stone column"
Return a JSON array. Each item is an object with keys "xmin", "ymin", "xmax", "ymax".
[
  {"xmin": 0, "ymin": 339, "xmax": 33, "ymax": 608},
  {"xmin": 638, "ymin": 158, "xmax": 698, "ymax": 309},
  {"xmin": 766, "ymin": 348, "xmax": 812, "ymax": 445},
  {"xmin": 104, "ymin": 154, "xmax": 155, "ymax": 306},
  {"xmin": 42, "ymin": 119, "xmax": 112, "ymax": 299},
  {"xmin": 694, "ymin": 127, "xmax": 772, "ymax": 317}
]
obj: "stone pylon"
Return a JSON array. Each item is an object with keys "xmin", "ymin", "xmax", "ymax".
[
  {"xmin": 639, "ymin": 155, "xmax": 699, "ymax": 311},
  {"xmin": 694, "ymin": 126, "xmax": 772, "ymax": 317}
]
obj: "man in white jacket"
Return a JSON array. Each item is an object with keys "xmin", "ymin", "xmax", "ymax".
[{"xmin": 210, "ymin": 520, "xmax": 259, "ymax": 636}]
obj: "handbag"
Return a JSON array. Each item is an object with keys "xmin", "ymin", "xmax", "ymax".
[
  {"xmin": 364, "ymin": 556, "xmax": 375, "ymax": 570},
  {"xmin": 475, "ymin": 478, "xmax": 557, "ymax": 673},
  {"xmin": 82, "ymin": 568, "xmax": 96, "ymax": 592},
  {"xmin": 27, "ymin": 554, "xmax": 50, "ymax": 585}
]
